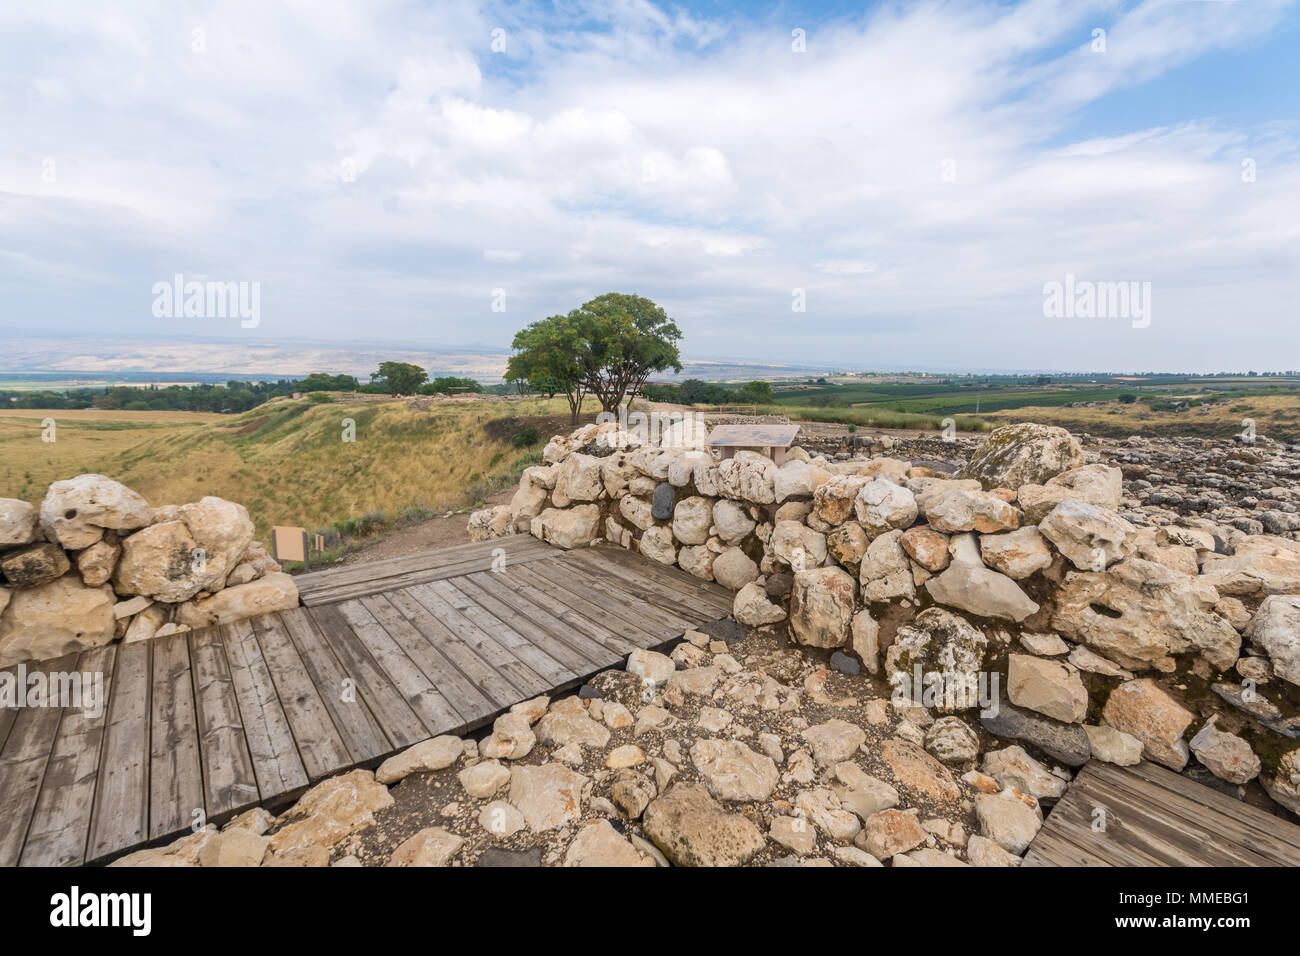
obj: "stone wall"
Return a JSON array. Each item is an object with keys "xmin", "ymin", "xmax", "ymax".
[
  {"xmin": 471, "ymin": 420, "xmax": 1300, "ymax": 818},
  {"xmin": 0, "ymin": 475, "xmax": 298, "ymax": 666}
]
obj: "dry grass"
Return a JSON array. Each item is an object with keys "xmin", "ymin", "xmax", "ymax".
[
  {"xmin": 0, "ymin": 396, "xmax": 571, "ymax": 538},
  {"xmin": 984, "ymin": 394, "xmax": 1300, "ymax": 442}
]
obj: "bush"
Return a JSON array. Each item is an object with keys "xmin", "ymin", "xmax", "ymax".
[
  {"xmin": 512, "ymin": 426, "xmax": 540, "ymax": 448},
  {"xmin": 307, "ymin": 392, "xmax": 334, "ymax": 403},
  {"xmin": 1118, "ymin": 393, "xmax": 1137, "ymax": 404}
]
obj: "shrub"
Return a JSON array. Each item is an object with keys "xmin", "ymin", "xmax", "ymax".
[
  {"xmin": 307, "ymin": 392, "xmax": 334, "ymax": 403},
  {"xmin": 512, "ymin": 426, "xmax": 540, "ymax": 448}
]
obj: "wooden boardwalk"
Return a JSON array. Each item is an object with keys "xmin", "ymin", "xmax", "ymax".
[
  {"xmin": 0, "ymin": 537, "xmax": 734, "ymax": 866},
  {"xmin": 1023, "ymin": 759, "xmax": 1300, "ymax": 867}
]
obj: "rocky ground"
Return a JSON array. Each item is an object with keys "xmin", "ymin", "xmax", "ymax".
[{"xmin": 114, "ymin": 623, "xmax": 1042, "ymax": 867}]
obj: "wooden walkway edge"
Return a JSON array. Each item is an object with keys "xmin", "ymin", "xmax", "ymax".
[
  {"xmin": 1023, "ymin": 759, "xmax": 1300, "ymax": 867},
  {"xmin": 0, "ymin": 539, "xmax": 733, "ymax": 866}
]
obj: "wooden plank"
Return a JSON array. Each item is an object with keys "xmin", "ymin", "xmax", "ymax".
[
  {"xmin": 508, "ymin": 564, "xmax": 663, "ymax": 649},
  {"xmin": 358, "ymin": 593, "xmax": 498, "ymax": 730},
  {"xmin": 87, "ymin": 641, "xmax": 151, "ymax": 862},
  {"xmin": 332, "ymin": 599, "xmax": 463, "ymax": 735},
  {"xmin": 1115, "ymin": 760, "xmax": 1300, "ymax": 854},
  {"xmin": 1083, "ymin": 764, "xmax": 1295, "ymax": 866},
  {"xmin": 464, "ymin": 568, "xmax": 639, "ymax": 659},
  {"xmin": 295, "ymin": 535, "xmax": 552, "ymax": 592},
  {"xmin": 521, "ymin": 560, "xmax": 686, "ymax": 644},
  {"xmin": 149, "ymin": 634, "xmax": 205, "ymax": 840},
  {"xmin": 0, "ymin": 654, "xmax": 79, "ymax": 866},
  {"xmin": 424, "ymin": 578, "xmax": 578, "ymax": 686},
  {"xmin": 449, "ymin": 573, "xmax": 610, "ymax": 671},
  {"xmin": 222, "ymin": 619, "xmax": 309, "ymax": 799},
  {"xmin": 251, "ymin": 613, "xmax": 354, "ymax": 780},
  {"xmin": 384, "ymin": 588, "xmax": 529, "ymax": 709},
  {"xmin": 1038, "ymin": 780, "xmax": 1199, "ymax": 867},
  {"xmin": 189, "ymin": 626, "xmax": 260, "ymax": 819},
  {"xmin": 306, "ymin": 603, "xmax": 428, "ymax": 751},
  {"xmin": 536, "ymin": 555, "xmax": 704, "ymax": 634},
  {"xmin": 298, "ymin": 539, "xmax": 559, "ymax": 606},
  {"xmin": 404, "ymin": 582, "xmax": 552, "ymax": 699},
  {"xmin": 21, "ymin": 646, "xmax": 115, "ymax": 867},
  {"xmin": 564, "ymin": 549, "xmax": 726, "ymax": 624}
]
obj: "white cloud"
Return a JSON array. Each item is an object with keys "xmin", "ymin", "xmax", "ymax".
[{"xmin": 0, "ymin": 0, "xmax": 1297, "ymax": 371}]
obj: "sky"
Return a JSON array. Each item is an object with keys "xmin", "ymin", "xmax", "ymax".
[{"xmin": 1, "ymin": 0, "xmax": 1298, "ymax": 373}]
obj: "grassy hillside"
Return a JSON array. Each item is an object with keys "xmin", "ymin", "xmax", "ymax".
[{"xmin": 0, "ymin": 396, "xmax": 575, "ymax": 539}]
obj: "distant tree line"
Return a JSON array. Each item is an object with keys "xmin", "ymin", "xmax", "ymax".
[{"xmin": 641, "ymin": 379, "xmax": 773, "ymax": 406}]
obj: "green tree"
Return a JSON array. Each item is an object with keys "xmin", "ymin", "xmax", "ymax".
[
  {"xmin": 370, "ymin": 361, "xmax": 427, "ymax": 396},
  {"xmin": 740, "ymin": 380, "xmax": 772, "ymax": 404},
  {"xmin": 506, "ymin": 313, "xmax": 588, "ymax": 424},
  {"xmin": 569, "ymin": 293, "xmax": 682, "ymax": 412}
]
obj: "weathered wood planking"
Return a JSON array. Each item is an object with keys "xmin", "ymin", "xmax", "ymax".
[
  {"xmin": 1023, "ymin": 759, "xmax": 1300, "ymax": 867},
  {"xmin": 2, "ymin": 538, "xmax": 732, "ymax": 865}
]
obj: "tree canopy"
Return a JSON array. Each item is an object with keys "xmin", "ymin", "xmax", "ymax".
[
  {"xmin": 506, "ymin": 312, "xmax": 588, "ymax": 423},
  {"xmin": 370, "ymin": 361, "xmax": 427, "ymax": 396}
]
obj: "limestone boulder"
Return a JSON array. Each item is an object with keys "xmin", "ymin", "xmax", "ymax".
[
  {"xmin": 1199, "ymin": 537, "xmax": 1300, "ymax": 597},
  {"xmin": 925, "ymin": 561, "xmax": 1039, "ymax": 623},
  {"xmin": 76, "ymin": 538, "xmax": 121, "ymax": 587},
  {"xmin": 0, "ymin": 542, "xmax": 70, "ymax": 588},
  {"xmin": 1051, "ymin": 558, "xmax": 1240, "ymax": 673},
  {"xmin": 711, "ymin": 500, "xmax": 755, "ymax": 544},
  {"xmin": 1039, "ymin": 500, "xmax": 1135, "ymax": 571},
  {"xmin": 826, "ymin": 522, "xmax": 869, "ymax": 576},
  {"xmin": 789, "ymin": 567, "xmax": 856, "ymax": 648},
  {"xmin": 859, "ymin": 529, "xmax": 915, "ymax": 602},
  {"xmin": 1007, "ymin": 654, "xmax": 1089, "ymax": 723},
  {"xmin": 1260, "ymin": 747, "xmax": 1300, "ymax": 816},
  {"xmin": 1189, "ymin": 718, "xmax": 1260, "ymax": 784},
  {"xmin": 0, "ymin": 575, "xmax": 117, "ymax": 665},
  {"xmin": 508, "ymin": 763, "xmax": 589, "ymax": 831},
  {"xmin": 733, "ymin": 581, "xmax": 786, "ymax": 626},
  {"xmin": 925, "ymin": 488, "xmax": 1021, "ymax": 534},
  {"xmin": 671, "ymin": 497, "xmax": 713, "ymax": 546},
  {"xmin": 1101, "ymin": 679, "xmax": 1193, "ymax": 771},
  {"xmin": 175, "ymin": 572, "xmax": 299, "ymax": 629},
  {"xmin": 712, "ymin": 548, "xmax": 759, "ymax": 590},
  {"xmin": 1247, "ymin": 594, "xmax": 1300, "ymax": 687},
  {"xmin": 979, "ymin": 527, "xmax": 1052, "ymax": 579},
  {"xmin": 0, "ymin": 498, "xmax": 38, "ymax": 546},
  {"xmin": 642, "ymin": 783, "xmax": 765, "ymax": 866},
  {"xmin": 269, "ymin": 770, "xmax": 393, "ymax": 853},
  {"xmin": 637, "ymin": 525, "xmax": 677, "ymax": 565},
  {"xmin": 1016, "ymin": 464, "xmax": 1123, "ymax": 523},
  {"xmin": 899, "ymin": 526, "xmax": 950, "ymax": 572},
  {"xmin": 690, "ymin": 739, "xmax": 779, "ymax": 802},
  {"xmin": 552, "ymin": 452, "xmax": 605, "ymax": 505},
  {"xmin": 771, "ymin": 520, "xmax": 827, "ymax": 570},
  {"xmin": 885, "ymin": 607, "xmax": 989, "ymax": 713},
  {"xmin": 853, "ymin": 479, "xmax": 918, "ymax": 538},
  {"xmin": 960, "ymin": 423, "xmax": 1085, "ymax": 491},
  {"xmin": 530, "ymin": 505, "xmax": 601, "ymax": 550},
  {"xmin": 39, "ymin": 474, "xmax": 152, "ymax": 550},
  {"xmin": 717, "ymin": 453, "xmax": 776, "ymax": 504},
  {"xmin": 812, "ymin": 475, "xmax": 869, "ymax": 526}
]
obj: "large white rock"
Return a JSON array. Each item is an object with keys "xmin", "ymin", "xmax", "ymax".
[
  {"xmin": 884, "ymin": 608, "xmax": 989, "ymax": 713},
  {"xmin": 40, "ymin": 474, "xmax": 152, "ymax": 550},
  {"xmin": 638, "ymin": 525, "xmax": 677, "ymax": 565},
  {"xmin": 733, "ymin": 582, "xmax": 785, "ymax": 626},
  {"xmin": 712, "ymin": 547, "xmax": 759, "ymax": 590},
  {"xmin": 774, "ymin": 459, "xmax": 829, "ymax": 502},
  {"xmin": 1247, "ymin": 594, "xmax": 1300, "ymax": 687},
  {"xmin": 978, "ymin": 527, "xmax": 1052, "ymax": 579},
  {"xmin": 1199, "ymin": 537, "xmax": 1300, "ymax": 597},
  {"xmin": 960, "ymin": 423, "xmax": 1085, "ymax": 491},
  {"xmin": 671, "ymin": 497, "xmax": 713, "ymax": 545},
  {"xmin": 551, "ymin": 453, "xmax": 605, "ymax": 505},
  {"xmin": 717, "ymin": 452, "xmax": 776, "ymax": 504},
  {"xmin": 0, "ymin": 575, "xmax": 117, "ymax": 665},
  {"xmin": 771, "ymin": 520, "xmax": 827, "ymax": 570},
  {"xmin": 1016, "ymin": 464, "xmax": 1123, "ymax": 523},
  {"xmin": 859, "ymin": 529, "xmax": 915, "ymax": 602},
  {"xmin": 690, "ymin": 739, "xmax": 779, "ymax": 802},
  {"xmin": 113, "ymin": 496, "xmax": 255, "ymax": 602},
  {"xmin": 789, "ymin": 567, "xmax": 856, "ymax": 648},
  {"xmin": 0, "ymin": 498, "xmax": 38, "ymax": 546},
  {"xmin": 924, "ymin": 561, "xmax": 1039, "ymax": 623},
  {"xmin": 1051, "ymin": 558, "xmax": 1240, "ymax": 673},
  {"xmin": 711, "ymin": 499, "xmax": 755, "ymax": 543},
  {"xmin": 1038, "ymin": 499, "xmax": 1135, "ymax": 571},
  {"xmin": 853, "ymin": 479, "xmax": 918, "ymax": 538},
  {"xmin": 1006, "ymin": 654, "xmax": 1088, "ymax": 723},
  {"xmin": 175, "ymin": 572, "xmax": 300, "ymax": 628},
  {"xmin": 530, "ymin": 505, "xmax": 601, "ymax": 550},
  {"xmin": 1101, "ymin": 679, "xmax": 1193, "ymax": 771},
  {"xmin": 812, "ymin": 475, "xmax": 869, "ymax": 526},
  {"xmin": 925, "ymin": 488, "xmax": 1021, "ymax": 534}
]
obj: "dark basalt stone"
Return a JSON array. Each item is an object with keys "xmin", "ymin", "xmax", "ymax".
[
  {"xmin": 980, "ymin": 695, "xmax": 1091, "ymax": 767},
  {"xmin": 651, "ymin": 482, "xmax": 675, "ymax": 521}
]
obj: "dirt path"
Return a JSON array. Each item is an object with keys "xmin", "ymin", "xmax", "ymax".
[{"xmin": 333, "ymin": 490, "xmax": 513, "ymax": 567}]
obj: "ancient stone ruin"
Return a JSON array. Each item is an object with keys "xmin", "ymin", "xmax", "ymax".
[
  {"xmin": 0, "ymin": 474, "xmax": 299, "ymax": 665},
  {"xmin": 471, "ymin": 420, "xmax": 1300, "ymax": 820}
]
